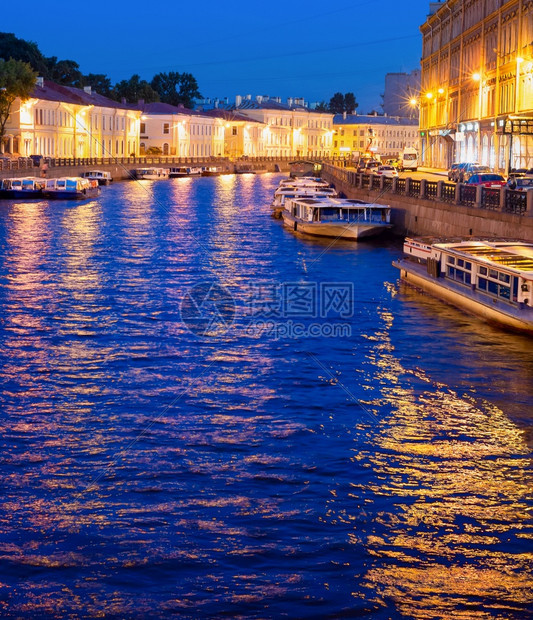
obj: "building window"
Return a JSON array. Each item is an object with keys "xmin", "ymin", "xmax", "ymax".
[
  {"xmin": 163, "ymin": 123, "xmax": 170, "ymax": 134},
  {"xmin": 232, "ymin": 127, "xmax": 238, "ymax": 136},
  {"xmin": 140, "ymin": 122, "xmax": 145, "ymax": 134}
]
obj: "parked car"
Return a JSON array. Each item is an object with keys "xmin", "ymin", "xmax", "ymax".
[
  {"xmin": 506, "ymin": 175, "xmax": 533, "ymax": 191},
  {"xmin": 364, "ymin": 161, "xmax": 381, "ymax": 174},
  {"xmin": 375, "ymin": 165, "xmax": 399, "ymax": 178},
  {"xmin": 465, "ymin": 173, "xmax": 506, "ymax": 188},
  {"xmin": 448, "ymin": 162, "xmax": 463, "ymax": 181},
  {"xmin": 462, "ymin": 164, "xmax": 491, "ymax": 182}
]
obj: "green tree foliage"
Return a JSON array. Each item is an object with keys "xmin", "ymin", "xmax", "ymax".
[
  {"xmin": 0, "ymin": 58, "xmax": 37, "ymax": 142},
  {"xmin": 112, "ymin": 74, "xmax": 159, "ymax": 104},
  {"xmin": 150, "ymin": 72, "xmax": 201, "ymax": 108},
  {"xmin": 328, "ymin": 92, "xmax": 359, "ymax": 114},
  {"xmin": 314, "ymin": 101, "xmax": 329, "ymax": 112},
  {"xmin": 83, "ymin": 73, "xmax": 113, "ymax": 97},
  {"xmin": 344, "ymin": 92, "xmax": 358, "ymax": 113},
  {"xmin": 329, "ymin": 92, "xmax": 345, "ymax": 114},
  {"xmin": 0, "ymin": 33, "xmax": 48, "ymax": 76},
  {"xmin": 45, "ymin": 57, "xmax": 83, "ymax": 87}
]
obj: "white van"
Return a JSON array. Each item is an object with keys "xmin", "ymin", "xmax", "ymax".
[{"xmin": 399, "ymin": 147, "xmax": 418, "ymax": 172}]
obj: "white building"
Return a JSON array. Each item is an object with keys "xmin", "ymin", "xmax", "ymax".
[{"xmin": 3, "ymin": 78, "xmax": 141, "ymax": 158}]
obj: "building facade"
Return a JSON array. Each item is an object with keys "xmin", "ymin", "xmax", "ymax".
[
  {"xmin": 137, "ymin": 102, "xmax": 224, "ymax": 158},
  {"xmin": 420, "ymin": 0, "xmax": 533, "ymax": 171},
  {"xmin": 221, "ymin": 96, "xmax": 334, "ymax": 158},
  {"xmin": 332, "ymin": 113, "xmax": 419, "ymax": 160},
  {"xmin": 3, "ymin": 79, "xmax": 141, "ymax": 158}
]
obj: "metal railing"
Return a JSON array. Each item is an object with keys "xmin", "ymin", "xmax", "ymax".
[{"xmin": 322, "ymin": 164, "xmax": 532, "ymax": 217}]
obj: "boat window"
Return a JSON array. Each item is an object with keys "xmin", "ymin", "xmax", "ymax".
[
  {"xmin": 488, "ymin": 280, "xmax": 499, "ymax": 295},
  {"xmin": 447, "ymin": 256, "xmax": 455, "ymax": 265},
  {"xmin": 499, "ymin": 285, "xmax": 511, "ymax": 300},
  {"xmin": 478, "ymin": 278, "xmax": 488, "ymax": 291},
  {"xmin": 457, "ymin": 259, "xmax": 464, "ymax": 267},
  {"xmin": 498, "ymin": 272, "xmax": 510, "ymax": 283},
  {"xmin": 489, "ymin": 269, "xmax": 498, "ymax": 279},
  {"xmin": 479, "ymin": 266, "xmax": 487, "ymax": 275}
]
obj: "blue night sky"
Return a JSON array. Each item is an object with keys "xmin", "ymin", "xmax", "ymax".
[{"xmin": 3, "ymin": 0, "xmax": 432, "ymax": 112}]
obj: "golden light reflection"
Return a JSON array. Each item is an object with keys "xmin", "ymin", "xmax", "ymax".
[{"xmin": 325, "ymin": 303, "xmax": 533, "ymax": 617}]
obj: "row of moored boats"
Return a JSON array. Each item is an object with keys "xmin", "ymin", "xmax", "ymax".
[
  {"xmin": 0, "ymin": 173, "xmax": 106, "ymax": 200},
  {"xmin": 271, "ymin": 174, "xmax": 533, "ymax": 335}
]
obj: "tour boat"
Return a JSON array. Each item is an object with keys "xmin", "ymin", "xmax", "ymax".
[
  {"xmin": 169, "ymin": 166, "xmax": 202, "ymax": 178},
  {"xmin": 43, "ymin": 177, "xmax": 100, "ymax": 199},
  {"xmin": 201, "ymin": 166, "xmax": 224, "ymax": 176},
  {"xmin": 132, "ymin": 167, "xmax": 169, "ymax": 180},
  {"xmin": 80, "ymin": 170, "xmax": 113, "ymax": 185},
  {"xmin": 0, "ymin": 177, "xmax": 45, "ymax": 199},
  {"xmin": 272, "ymin": 179, "xmax": 337, "ymax": 211},
  {"xmin": 282, "ymin": 195, "xmax": 392, "ymax": 240},
  {"xmin": 393, "ymin": 237, "xmax": 533, "ymax": 334}
]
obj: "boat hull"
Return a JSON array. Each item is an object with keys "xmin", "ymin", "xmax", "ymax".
[
  {"xmin": 282, "ymin": 211, "xmax": 391, "ymax": 240},
  {"xmin": 394, "ymin": 259, "xmax": 533, "ymax": 334},
  {"xmin": 0, "ymin": 190, "xmax": 43, "ymax": 199},
  {"xmin": 43, "ymin": 188, "xmax": 100, "ymax": 200}
]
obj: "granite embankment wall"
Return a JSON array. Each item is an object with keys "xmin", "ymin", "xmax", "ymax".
[
  {"xmin": 0, "ymin": 159, "xmax": 289, "ymax": 181},
  {"xmin": 322, "ymin": 166, "xmax": 533, "ymax": 242}
]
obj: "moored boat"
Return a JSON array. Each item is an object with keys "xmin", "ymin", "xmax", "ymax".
[
  {"xmin": 271, "ymin": 178, "xmax": 337, "ymax": 217},
  {"xmin": 0, "ymin": 177, "xmax": 45, "ymax": 199},
  {"xmin": 393, "ymin": 237, "xmax": 533, "ymax": 334},
  {"xmin": 132, "ymin": 167, "xmax": 169, "ymax": 180},
  {"xmin": 169, "ymin": 166, "xmax": 202, "ymax": 178},
  {"xmin": 80, "ymin": 170, "xmax": 113, "ymax": 185},
  {"xmin": 201, "ymin": 166, "xmax": 223, "ymax": 176},
  {"xmin": 282, "ymin": 196, "xmax": 391, "ymax": 240},
  {"xmin": 43, "ymin": 177, "xmax": 100, "ymax": 199}
]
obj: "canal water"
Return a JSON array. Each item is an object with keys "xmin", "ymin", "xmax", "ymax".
[{"xmin": 0, "ymin": 174, "xmax": 532, "ymax": 618}]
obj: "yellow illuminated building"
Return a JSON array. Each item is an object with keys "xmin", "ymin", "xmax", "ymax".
[
  {"xmin": 420, "ymin": 0, "xmax": 533, "ymax": 172},
  {"xmin": 3, "ymin": 79, "xmax": 141, "ymax": 158}
]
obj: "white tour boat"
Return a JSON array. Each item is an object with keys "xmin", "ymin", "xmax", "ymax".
[
  {"xmin": 80, "ymin": 170, "xmax": 113, "ymax": 185},
  {"xmin": 393, "ymin": 237, "xmax": 533, "ymax": 334},
  {"xmin": 43, "ymin": 177, "xmax": 100, "ymax": 199},
  {"xmin": 282, "ymin": 195, "xmax": 391, "ymax": 240},
  {"xmin": 0, "ymin": 177, "xmax": 45, "ymax": 199},
  {"xmin": 271, "ymin": 179, "xmax": 338, "ymax": 216},
  {"xmin": 132, "ymin": 167, "xmax": 169, "ymax": 180}
]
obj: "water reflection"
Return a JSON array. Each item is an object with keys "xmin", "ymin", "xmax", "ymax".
[
  {"xmin": 332, "ymin": 306, "xmax": 533, "ymax": 618},
  {"xmin": 0, "ymin": 176, "xmax": 532, "ymax": 617}
]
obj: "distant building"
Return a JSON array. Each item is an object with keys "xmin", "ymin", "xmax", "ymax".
[
  {"xmin": 3, "ymin": 78, "xmax": 141, "ymax": 158},
  {"xmin": 383, "ymin": 70, "xmax": 421, "ymax": 118},
  {"xmin": 214, "ymin": 95, "xmax": 334, "ymax": 158},
  {"xmin": 332, "ymin": 113, "xmax": 419, "ymax": 160}
]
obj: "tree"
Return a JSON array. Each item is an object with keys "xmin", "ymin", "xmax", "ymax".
[
  {"xmin": 83, "ymin": 73, "xmax": 113, "ymax": 97},
  {"xmin": 0, "ymin": 32, "xmax": 48, "ymax": 76},
  {"xmin": 0, "ymin": 58, "xmax": 37, "ymax": 145},
  {"xmin": 45, "ymin": 57, "xmax": 83, "ymax": 87},
  {"xmin": 112, "ymin": 74, "xmax": 159, "ymax": 104},
  {"xmin": 329, "ymin": 92, "xmax": 345, "ymax": 114},
  {"xmin": 344, "ymin": 92, "xmax": 358, "ymax": 114},
  {"xmin": 150, "ymin": 71, "xmax": 201, "ymax": 108},
  {"xmin": 314, "ymin": 101, "xmax": 329, "ymax": 112}
]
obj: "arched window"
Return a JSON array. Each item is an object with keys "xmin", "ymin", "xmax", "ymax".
[{"xmin": 163, "ymin": 143, "xmax": 169, "ymax": 155}]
